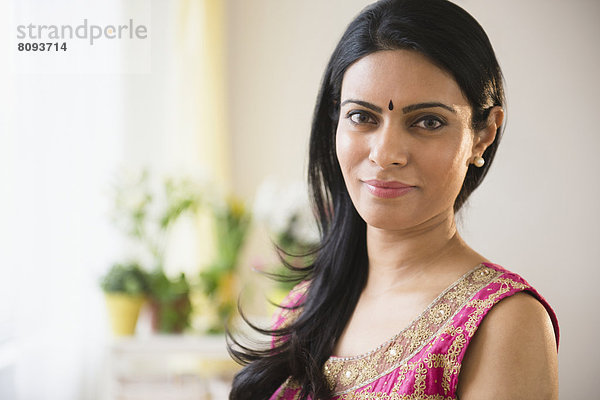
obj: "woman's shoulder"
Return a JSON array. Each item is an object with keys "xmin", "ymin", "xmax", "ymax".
[
  {"xmin": 480, "ymin": 262, "xmax": 560, "ymax": 347},
  {"xmin": 456, "ymin": 292, "xmax": 558, "ymax": 399},
  {"xmin": 455, "ymin": 263, "xmax": 559, "ymax": 399}
]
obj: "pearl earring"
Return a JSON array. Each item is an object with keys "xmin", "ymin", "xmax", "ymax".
[{"xmin": 473, "ymin": 156, "xmax": 485, "ymax": 168}]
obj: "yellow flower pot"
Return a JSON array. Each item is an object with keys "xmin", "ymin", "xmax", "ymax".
[{"xmin": 104, "ymin": 293, "xmax": 146, "ymax": 336}]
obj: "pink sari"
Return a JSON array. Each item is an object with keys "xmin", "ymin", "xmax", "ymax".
[{"xmin": 269, "ymin": 263, "xmax": 559, "ymax": 400}]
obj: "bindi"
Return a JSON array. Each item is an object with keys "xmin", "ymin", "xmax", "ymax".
[{"xmin": 388, "ymin": 100, "xmax": 394, "ymax": 111}]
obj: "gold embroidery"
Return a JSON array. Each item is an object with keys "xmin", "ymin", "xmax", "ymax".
[
  {"xmin": 442, "ymin": 325, "xmax": 462, "ymax": 337},
  {"xmin": 413, "ymin": 362, "xmax": 428, "ymax": 395},
  {"xmin": 443, "ymin": 278, "xmax": 472, "ymax": 304},
  {"xmin": 442, "ymin": 333, "xmax": 466, "ymax": 394},
  {"xmin": 496, "ymin": 277, "xmax": 527, "ymax": 290},
  {"xmin": 429, "ymin": 303, "xmax": 452, "ymax": 325},
  {"xmin": 391, "ymin": 364, "xmax": 410, "ymax": 395},
  {"xmin": 425, "ymin": 353, "xmax": 446, "ymax": 369},
  {"xmin": 276, "ymin": 267, "xmax": 532, "ymax": 400},
  {"xmin": 405, "ymin": 321, "xmax": 433, "ymax": 353},
  {"xmin": 276, "ymin": 376, "xmax": 300, "ymax": 400},
  {"xmin": 322, "ymin": 265, "xmax": 503, "ymax": 395},
  {"xmin": 472, "ymin": 267, "xmax": 493, "ymax": 282},
  {"xmin": 339, "ymin": 365, "xmax": 359, "ymax": 386},
  {"xmin": 383, "ymin": 344, "xmax": 403, "ymax": 364},
  {"xmin": 356, "ymin": 356, "xmax": 381, "ymax": 382}
]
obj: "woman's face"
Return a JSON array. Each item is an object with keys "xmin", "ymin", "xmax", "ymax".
[{"xmin": 336, "ymin": 50, "xmax": 494, "ymax": 231}]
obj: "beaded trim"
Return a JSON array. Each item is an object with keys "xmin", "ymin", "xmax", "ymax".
[
  {"xmin": 323, "ymin": 264, "xmax": 502, "ymax": 395},
  {"xmin": 328, "ymin": 264, "xmax": 484, "ymax": 363}
]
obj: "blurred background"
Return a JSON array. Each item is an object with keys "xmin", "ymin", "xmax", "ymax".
[{"xmin": 1, "ymin": 0, "xmax": 598, "ymax": 399}]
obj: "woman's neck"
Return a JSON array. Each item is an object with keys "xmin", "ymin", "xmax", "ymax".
[{"xmin": 364, "ymin": 209, "xmax": 481, "ymax": 296}]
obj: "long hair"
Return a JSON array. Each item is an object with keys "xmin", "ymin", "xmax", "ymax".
[{"xmin": 228, "ymin": 1, "xmax": 506, "ymax": 399}]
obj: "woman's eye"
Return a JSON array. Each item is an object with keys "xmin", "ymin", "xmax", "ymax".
[
  {"xmin": 347, "ymin": 111, "xmax": 377, "ymax": 125},
  {"xmin": 413, "ymin": 117, "xmax": 444, "ymax": 130}
]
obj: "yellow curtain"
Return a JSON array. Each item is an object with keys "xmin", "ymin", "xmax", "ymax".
[
  {"xmin": 173, "ymin": 0, "xmax": 230, "ymax": 265},
  {"xmin": 176, "ymin": 0, "xmax": 230, "ymax": 188}
]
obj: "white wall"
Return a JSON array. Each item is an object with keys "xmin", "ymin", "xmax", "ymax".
[
  {"xmin": 225, "ymin": 0, "xmax": 600, "ymax": 397},
  {"xmin": 456, "ymin": 1, "xmax": 600, "ymax": 397},
  {"xmin": 226, "ymin": 0, "xmax": 374, "ymax": 197}
]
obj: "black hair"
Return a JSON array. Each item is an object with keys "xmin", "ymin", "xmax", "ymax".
[{"xmin": 228, "ymin": 1, "xmax": 505, "ymax": 399}]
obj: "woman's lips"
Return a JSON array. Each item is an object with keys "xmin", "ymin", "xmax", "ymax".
[{"xmin": 362, "ymin": 180, "xmax": 415, "ymax": 199}]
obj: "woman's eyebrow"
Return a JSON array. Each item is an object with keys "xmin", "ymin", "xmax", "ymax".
[
  {"xmin": 401, "ymin": 102, "xmax": 457, "ymax": 114},
  {"xmin": 340, "ymin": 99, "xmax": 383, "ymax": 114},
  {"xmin": 340, "ymin": 99, "xmax": 457, "ymax": 115}
]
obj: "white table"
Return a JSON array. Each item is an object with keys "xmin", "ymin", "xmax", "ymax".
[{"xmin": 106, "ymin": 334, "xmax": 240, "ymax": 400}]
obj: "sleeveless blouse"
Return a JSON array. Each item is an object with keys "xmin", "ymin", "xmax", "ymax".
[{"xmin": 269, "ymin": 262, "xmax": 560, "ymax": 400}]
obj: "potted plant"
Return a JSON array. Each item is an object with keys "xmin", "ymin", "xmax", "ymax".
[
  {"xmin": 147, "ymin": 270, "xmax": 192, "ymax": 333},
  {"xmin": 107, "ymin": 168, "xmax": 203, "ymax": 334},
  {"xmin": 100, "ymin": 262, "xmax": 150, "ymax": 336},
  {"xmin": 200, "ymin": 196, "xmax": 251, "ymax": 333}
]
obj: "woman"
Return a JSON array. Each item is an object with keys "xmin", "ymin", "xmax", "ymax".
[{"xmin": 229, "ymin": 0, "xmax": 559, "ymax": 399}]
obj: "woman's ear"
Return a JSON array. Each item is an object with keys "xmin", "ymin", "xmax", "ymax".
[{"xmin": 472, "ymin": 106, "xmax": 504, "ymax": 157}]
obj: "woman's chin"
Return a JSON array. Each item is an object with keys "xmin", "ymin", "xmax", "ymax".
[{"xmin": 359, "ymin": 212, "xmax": 417, "ymax": 232}]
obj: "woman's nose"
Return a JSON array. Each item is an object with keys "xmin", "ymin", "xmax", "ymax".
[{"xmin": 368, "ymin": 125, "xmax": 409, "ymax": 168}]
